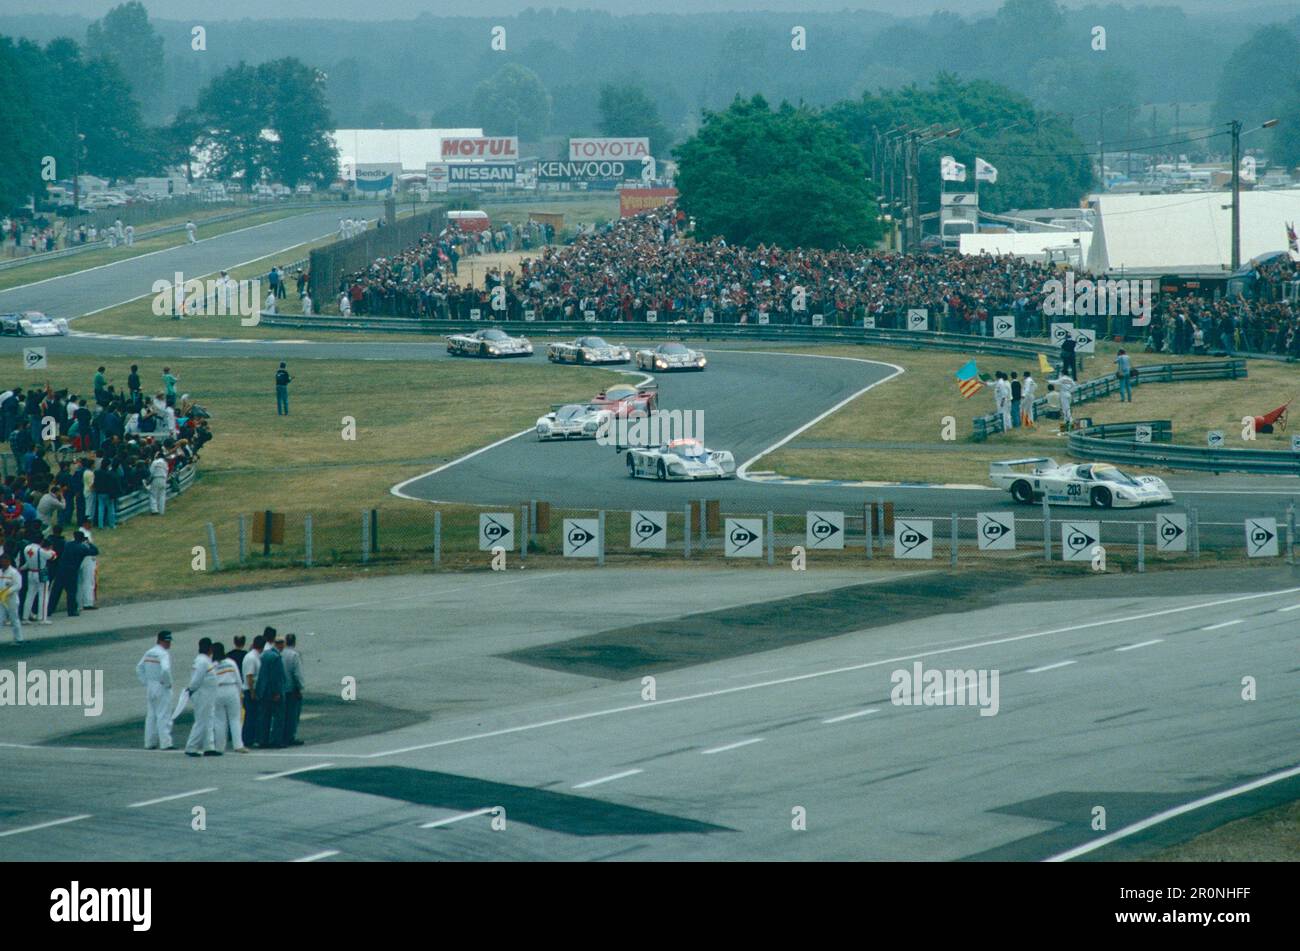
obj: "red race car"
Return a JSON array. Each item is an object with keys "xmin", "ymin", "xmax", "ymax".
[{"xmin": 590, "ymin": 382, "xmax": 657, "ymax": 417}]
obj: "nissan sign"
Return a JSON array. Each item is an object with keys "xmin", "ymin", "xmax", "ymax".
[{"xmin": 448, "ymin": 163, "xmax": 516, "ymax": 185}]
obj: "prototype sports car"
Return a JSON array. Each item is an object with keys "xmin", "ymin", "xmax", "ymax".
[
  {"xmin": 591, "ymin": 382, "xmax": 657, "ymax": 417},
  {"xmin": 546, "ymin": 336, "xmax": 631, "ymax": 365},
  {"xmin": 0, "ymin": 312, "xmax": 69, "ymax": 337},
  {"xmin": 634, "ymin": 342, "xmax": 707, "ymax": 371},
  {"xmin": 990, "ymin": 458, "xmax": 1174, "ymax": 508},
  {"xmin": 535, "ymin": 403, "xmax": 610, "ymax": 441},
  {"xmin": 445, "ymin": 328, "xmax": 533, "ymax": 358},
  {"xmin": 627, "ymin": 438, "xmax": 736, "ymax": 481}
]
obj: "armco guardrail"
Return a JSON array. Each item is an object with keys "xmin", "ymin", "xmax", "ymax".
[
  {"xmin": 256, "ymin": 313, "xmax": 1066, "ymax": 358},
  {"xmin": 1069, "ymin": 421, "xmax": 1300, "ymax": 475},
  {"xmin": 972, "ymin": 360, "xmax": 1248, "ymax": 441}
]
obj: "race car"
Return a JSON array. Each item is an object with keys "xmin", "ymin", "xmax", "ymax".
[
  {"xmin": 535, "ymin": 403, "xmax": 610, "ymax": 441},
  {"xmin": 0, "ymin": 312, "xmax": 69, "ymax": 337},
  {"xmin": 634, "ymin": 342, "xmax": 707, "ymax": 371},
  {"xmin": 626, "ymin": 438, "xmax": 736, "ymax": 481},
  {"xmin": 990, "ymin": 458, "xmax": 1174, "ymax": 508},
  {"xmin": 546, "ymin": 336, "xmax": 631, "ymax": 365},
  {"xmin": 445, "ymin": 327, "xmax": 533, "ymax": 358},
  {"xmin": 591, "ymin": 382, "xmax": 657, "ymax": 417}
]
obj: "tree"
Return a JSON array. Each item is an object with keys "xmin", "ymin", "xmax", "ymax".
[
  {"xmin": 358, "ymin": 99, "xmax": 419, "ymax": 129},
  {"xmin": 85, "ymin": 2, "xmax": 164, "ymax": 120},
  {"xmin": 0, "ymin": 38, "xmax": 47, "ymax": 210},
  {"xmin": 194, "ymin": 62, "xmax": 268, "ymax": 185},
  {"xmin": 471, "ymin": 63, "xmax": 552, "ymax": 141},
  {"xmin": 674, "ymin": 95, "xmax": 882, "ymax": 249},
  {"xmin": 1212, "ymin": 26, "xmax": 1300, "ymax": 131},
  {"xmin": 597, "ymin": 82, "xmax": 672, "ymax": 157}
]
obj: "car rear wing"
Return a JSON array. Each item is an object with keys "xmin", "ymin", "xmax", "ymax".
[{"xmin": 990, "ymin": 457, "xmax": 1057, "ymax": 474}]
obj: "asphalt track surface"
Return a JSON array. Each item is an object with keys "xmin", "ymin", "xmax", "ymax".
[{"xmin": 1, "ymin": 567, "xmax": 1298, "ymax": 861}]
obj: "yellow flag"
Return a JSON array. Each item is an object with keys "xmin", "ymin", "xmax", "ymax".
[{"xmin": 1038, "ymin": 353, "xmax": 1052, "ymax": 375}]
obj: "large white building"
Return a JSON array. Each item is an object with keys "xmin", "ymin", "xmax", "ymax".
[
  {"xmin": 1085, "ymin": 189, "xmax": 1300, "ymax": 273},
  {"xmin": 331, "ymin": 128, "xmax": 483, "ymax": 177}
]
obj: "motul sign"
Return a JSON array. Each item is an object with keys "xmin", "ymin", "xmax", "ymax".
[
  {"xmin": 441, "ymin": 137, "xmax": 519, "ymax": 159},
  {"xmin": 568, "ymin": 137, "xmax": 650, "ymax": 161}
]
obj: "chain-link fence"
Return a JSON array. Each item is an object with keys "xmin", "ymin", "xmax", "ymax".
[{"xmin": 199, "ymin": 499, "xmax": 1299, "ymax": 575}]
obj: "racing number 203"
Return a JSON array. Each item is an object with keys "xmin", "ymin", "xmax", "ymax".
[{"xmin": 1066, "ymin": 483, "xmax": 1083, "ymax": 497}]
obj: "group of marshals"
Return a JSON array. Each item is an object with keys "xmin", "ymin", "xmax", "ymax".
[{"xmin": 134, "ymin": 628, "xmax": 305, "ymax": 754}]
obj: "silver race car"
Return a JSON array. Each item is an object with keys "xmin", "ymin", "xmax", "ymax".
[
  {"xmin": 535, "ymin": 403, "xmax": 611, "ymax": 441},
  {"xmin": 445, "ymin": 327, "xmax": 533, "ymax": 358},
  {"xmin": 546, "ymin": 336, "xmax": 631, "ymax": 365},
  {"xmin": 0, "ymin": 311, "xmax": 70, "ymax": 336},
  {"xmin": 627, "ymin": 438, "xmax": 736, "ymax": 481},
  {"xmin": 634, "ymin": 342, "xmax": 707, "ymax": 371},
  {"xmin": 990, "ymin": 458, "xmax": 1174, "ymax": 508}
]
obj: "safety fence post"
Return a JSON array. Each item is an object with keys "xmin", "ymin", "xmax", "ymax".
[
  {"xmin": 598, "ymin": 511, "xmax": 606, "ymax": 566},
  {"xmin": 370, "ymin": 509, "xmax": 379, "ymax": 553},
  {"xmin": 1137, "ymin": 523, "xmax": 1145, "ymax": 573},
  {"xmin": 1042, "ymin": 498, "xmax": 1052, "ymax": 562},
  {"xmin": 699, "ymin": 498, "xmax": 706, "ymax": 551},
  {"xmin": 1190, "ymin": 507, "xmax": 1200, "ymax": 561},
  {"xmin": 864, "ymin": 503, "xmax": 873, "ymax": 560},
  {"xmin": 433, "ymin": 511, "xmax": 441, "ymax": 569},
  {"xmin": 304, "ymin": 514, "xmax": 313, "ymax": 568},
  {"xmin": 206, "ymin": 522, "xmax": 222, "ymax": 572},
  {"xmin": 683, "ymin": 505, "xmax": 692, "ymax": 559},
  {"xmin": 360, "ymin": 511, "xmax": 371, "ymax": 564},
  {"xmin": 1287, "ymin": 503, "xmax": 1296, "ymax": 566},
  {"xmin": 520, "ymin": 504, "xmax": 529, "ymax": 561},
  {"xmin": 238, "ymin": 514, "xmax": 247, "ymax": 565},
  {"xmin": 950, "ymin": 514, "xmax": 958, "ymax": 567},
  {"xmin": 767, "ymin": 511, "xmax": 775, "ymax": 566}
]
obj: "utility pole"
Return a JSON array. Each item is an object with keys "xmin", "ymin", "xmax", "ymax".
[
  {"xmin": 1098, "ymin": 109, "xmax": 1105, "ymax": 192},
  {"xmin": 1230, "ymin": 118, "xmax": 1241, "ymax": 271}
]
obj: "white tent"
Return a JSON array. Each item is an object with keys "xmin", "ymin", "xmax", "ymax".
[
  {"xmin": 330, "ymin": 128, "xmax": 483, "ymax": 176},
  {"xmin": 960, "ymin": 231, "xmax": 1091, "ymax": 264},
  {"xmin": 1086, "ymin": 189, "xmax": 1300, "ymax": 273}
]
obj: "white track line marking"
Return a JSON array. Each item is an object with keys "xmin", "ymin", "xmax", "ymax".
[
  {"xmin": 0, "ymin": 814, "xmax": 92, "ymax": 838},
  {"xmin": 1201, "ymin": 620, "xmax": 1243, "ymax": 631},
  {"xmin": 1046, "ymin": 763, "xmax": 1300, "ymax": 862},
  {"xmin": 420, "ymin": 807, "xmax": 495, "ymax": 829},
  {"xmin": 572, "ymin": 769, "xmax": 643, "ymax": 789},
  {"xmin": 1278, "ymin": 604, "xmax": 1300, "ymax": 613},
  {"xmin": 292, "ymin": 850, "xmax": 339, "ymax": 862},
  {"xmin": 1026, "ymin": 660, "xmax": 1077, "ymax": 673},
  {"xmin": 364, "ymin": 585, "xmax": 1300, "ymax": 760},
  {"xmin": 822, "ymin": 709, "xmax": 880, "ymax": 724},
  {"xmin": 127, "ymin": 787, "xmax": 217, "ymax": 808},
  {"xmin": 701, "ymin": 738, "xmax": 764, "ymax": 755},
  {"xmin": 1115, "ymin": 639, "xmax": 1164, "ymax": 652},
  {"xmin": 734, "ymin": 352, "xmax": 904, "ymax": 479},
  {"xmin": 255, "ymin": 762, "xmax": 334, "ymax": 781}
]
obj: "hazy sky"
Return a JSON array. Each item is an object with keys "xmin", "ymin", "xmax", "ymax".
[{"xmin": 13, "ymin": 0, "xmax": 1298, "ymax": 21}]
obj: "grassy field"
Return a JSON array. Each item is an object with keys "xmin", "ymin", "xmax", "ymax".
[
  {"xmin": 0, "ymin": 207, "xmax": 326, "ymax": 293},
  {"xmin": 762, "ymin": 343, "xmax": 1299, "ymax": 485},
  {"xmin": 1147, "ymin": 797, "xmax": 1300, "ymax": 861},
  {"xmin": 36, "ymin": 355, "xmax": 623, "ymax": 603}
]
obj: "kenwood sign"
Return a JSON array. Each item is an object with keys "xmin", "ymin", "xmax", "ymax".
[
  {"xmin": 441, "ymin": 136, "xmax": 519, "ymax": 160},
  {"xmin": 538, "ymin": 160, "xmax": 629, "ymax": 181},
  {"xmin": 568, "ymin": 137, "xmax": 650, "ymax": 161},
  {"xmin": 448, "ymin": 163, "xmax": 516, "ymax": 185}
]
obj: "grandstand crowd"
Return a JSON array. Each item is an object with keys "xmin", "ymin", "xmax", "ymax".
[{"xmin": 329, "ymin": 208, "xmax": 1300, "ymax": 357}]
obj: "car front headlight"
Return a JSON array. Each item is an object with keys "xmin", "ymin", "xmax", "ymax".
[
  {"xmin": 698, "ymin": 356, "xmax": 707, "ymax": 366},
  {"xmin": 656, "ymin": 359, "xmax": 667, "ymax": 368},
  {"xmin": 487, "ymin": 347, "xmax": 498, "ymax": 354}
]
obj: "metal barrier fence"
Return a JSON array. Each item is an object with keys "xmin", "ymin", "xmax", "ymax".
[
  {"xmin": 307, "ymin": 205, "xmax": 448, "ymax": 305},
  {"xmin": 1070, "ymin": 421, "xmax": 1300, "ymax": 475},
  {"xmin": 972, "ymin": 360, "xmax": 1248, "ymax": 441},
  {"xmin": 200, "ymin": 498, "xmax": 1298, "ymax": 574}
]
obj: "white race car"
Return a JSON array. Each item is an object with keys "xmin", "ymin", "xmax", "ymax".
[
  {"xmin": 546, "ymin": 336, "xmax": 631, "ymax": 365},
  {"xmin": 0, "ymin": 312, "xmax": 69, "ymax": 337},
  {"xmin": 990, "ymin": 458, "xmax": 1174, "ymax": 508},
  {"xmin": 535, "ymin": 403, "xmax": 610, "ymax": 441},
  {"xmin": 445, "ymin": 327, "xmax": 533, "ymax": 358},
  {"xmin": 634, "ymin": 342, "xmax": 707, "ymax": 371},
  {"xmin": 626, "ymin": 438, "xmax": 736, "ymax": 481}
]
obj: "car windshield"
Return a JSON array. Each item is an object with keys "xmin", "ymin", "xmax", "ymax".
[
  {"xmin": 481, "ymin": 329, "xmax": 508, "ymax": 341},
  {"xmin": 660, "ymin": 344, "xmax": 689, "ymax": 355},
  {"xmin": 1094, "ymin": 467, "xmax": 1140, "ymax": 486},
  {"xmin": 670, "ymin": 440, "xmax": 706, "ymax": 460},
  {"xmin": 603, "ymin": 385, "xmax": 637, "ymax": 401},
  {"xmin": 23, "ymin": 313, "xmax": 49, "ymax": 322},
  {"xmin": 581, "ymin": 337, "xmax": 608, "ymax": 347},
  {"xmin": 556, "ymin": 405, "xmax": 587, "ymax": 420}
]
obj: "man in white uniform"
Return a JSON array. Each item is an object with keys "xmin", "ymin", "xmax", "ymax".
[
  {"xmin": 20, "ymin": 536, "xmax": 53, "ymax": 624},
  {"xmin": 208, "ymin": 642, "xmax": 247, "ymax": 753},
  {"xmin": 1020, "ymin": 371, "xmax": 1038, "ymax": 427},
  {"xmin": 302, "ymin": 292, "xmax": 313, "ymax": 317},
  {"xmin": 148, "ymin": 452, "xmax": 169, "ymax": 515},
  {"xmin": 78, "ymin": 520, "xmax": 97, "ymax": 610},
  {"xmin": 185, "ymin": 219, "xmax": 197, "ymax": 244},
  {"xmin": 0, "ymin": 556, "xmax": 22, "ymax": 644},
  {"xmin": 1049, "ymin": 373, "xmax": 1077, "ymax": 433},
  {"xmin": 184, "ymin": 638, "xmax": 219, "ymax": 757},
  {"xmin": 984, "ymin": 372, "xmax": 1012, "ymax": 432},
  {"xmin": 124, "ymin": 224, "xmax": 134, "ymax": 247},
  {"xmin": 135, "ymin": 631, "xmax": 174, "ymax": 750}
]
